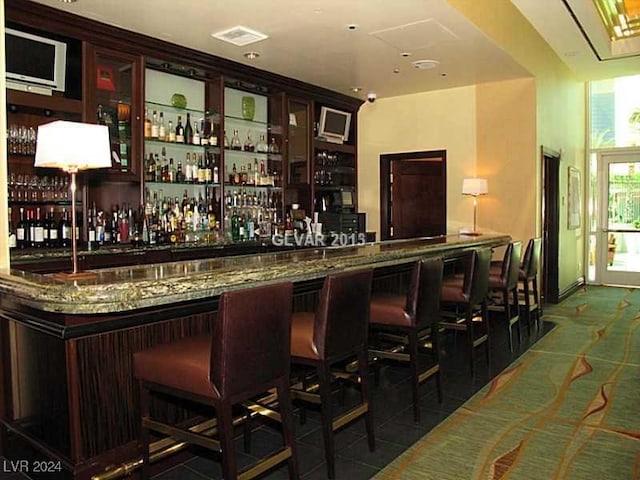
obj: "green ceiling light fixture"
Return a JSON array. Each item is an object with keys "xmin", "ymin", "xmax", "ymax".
[{"xmin": 594, "ymin": 0, "xmax": 640, "ymax": 39}]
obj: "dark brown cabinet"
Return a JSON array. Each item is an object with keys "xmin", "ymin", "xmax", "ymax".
[{"xmin": 84, "ymin": 44, "xmax": 143, "ymax": 181}]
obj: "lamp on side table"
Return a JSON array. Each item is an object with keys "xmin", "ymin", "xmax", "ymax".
[{"xmin": 462, "ymin": 178, "xmax": 488, "ymax": 236}]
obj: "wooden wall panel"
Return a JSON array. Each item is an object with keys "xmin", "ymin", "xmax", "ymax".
[{"xmin": 75, "ymin": 313, "xmax": 213, "ymax": 458}]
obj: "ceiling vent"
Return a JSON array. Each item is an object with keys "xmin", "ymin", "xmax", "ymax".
[
  {"xmin": 212, "ymin": 26, "xmax": 269, "ymax": 46},
  {"xmin": 412, "ymin": 59, "xmax": 440, "ymax": 70}
]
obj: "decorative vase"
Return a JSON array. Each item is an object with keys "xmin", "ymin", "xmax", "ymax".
[{"xmin": 241, "ymin": 96, "xmax": 255, "ymax": 121}]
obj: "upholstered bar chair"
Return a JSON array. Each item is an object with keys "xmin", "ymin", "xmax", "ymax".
[
  {"xmin": 289, "ymin": 269, "xmax": 374, "ymax": 479},
  {"xmin": 369, "ymin": 256, "xmax": 444, "ymax": 422},
  {"xmin": 488, "ymin": 241, "xmax": 522, "ymax": 353},
  {"xmin": 134, "ymin": 282, "xmax": 298, "ymax": 480},
  {"xmin": 520, "ymin": 237, "xmax": 543, "ymax": 333},
  {"xmin": 439, "ymin": 248, "xmax": 492, "ymax": 375}
]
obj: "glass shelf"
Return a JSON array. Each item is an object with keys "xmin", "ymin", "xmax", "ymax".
[
  {"xmin": 224, "ymin": 149, "xmax": 282, "ymax": 160},
  {"xmin": 145, "ymin": 100, "xmax": 204, "ymax": 117},
  {"xmin": 224, "ymin": 115, "xmax": 283, "ymax": 133},
  {"xmin": 145, "ymin": 181, "xmax": 221, "ymax": 188},
  {"xmin": 223, "ymin": 183, "xmax": 282, "ymax": 190},
  {"xmin": 145, "ymin": 138, "xmax": 205, "ymax": 149}
]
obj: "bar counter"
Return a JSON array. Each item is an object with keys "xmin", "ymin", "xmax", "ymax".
[
  {"xmin": 1, "ymin": 234, "xmax": 509, "ymax": 316},
  {"xmin": 0, "ymin": 233, "xmax": 508, "ymax": 480}
]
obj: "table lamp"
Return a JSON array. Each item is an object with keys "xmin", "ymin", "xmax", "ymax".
[
  {"xmin": 462, "ymin": 178, "xmax": 488, "ymax": 235},
  {"xmin": 35, "ymin": 120, "xmax": 111, "ymax": 279}
]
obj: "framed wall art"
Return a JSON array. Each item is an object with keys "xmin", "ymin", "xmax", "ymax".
[{"xmin": 568, "ymin": 166, "xmax": 581, "ymax": 229}]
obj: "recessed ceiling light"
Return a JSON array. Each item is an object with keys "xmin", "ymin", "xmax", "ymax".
[
  {"xmin": 347, "ymin": 24, "xmax": 359, "ymax": 31},
  {"xmin": 351, "ymin": 87, "xmax": 362, "ymax": 93},
  {"xmin": 401, "ymin": 52, "xmax": 412, "ymax": 57},
  {"xmin": 412, "ymin": 59, "xmax": 440, "ymax": 70},
  {"xmin": 393, "ymin": 68, "xmax": 400, "ymax": 74},
  {"xmin": 244, "ymin": 51, "xmax": 260, "ymax": 60},
  {"xmin": 59, "ymin": 0, "xmax": 78, "ymax": 3}
]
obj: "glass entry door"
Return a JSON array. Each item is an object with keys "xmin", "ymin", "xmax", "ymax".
[{"xmin": 596, "ymin": 151, "xmax": 640, "ymax": 286}]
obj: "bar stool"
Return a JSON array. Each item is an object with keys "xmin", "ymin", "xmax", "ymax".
[
  {"xmin": 290, "ymin": 269, "xmax": 374, "ymax": 479},
  {"xmin": 439, "ymin": 248, "xmax": 492, "ymax": 375},
  {"xmin": 369, "ymin": 257, "xmax": 444, "ymax": 422},
  {"xmin": 488, "ymin": 241, "xmax": 522, "ymax": 353},
  {"xmin": 133, "ymin": 282, "xmax": 298, "ymax": 480},
  {"xmin": 520, "ymin": 237, "xmax": 542, "ymax": 333}
]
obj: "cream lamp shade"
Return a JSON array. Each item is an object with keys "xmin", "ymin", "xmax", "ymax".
[
  {"xmin": 34, "ymin": 120, "xmax": 112, "ymax": 172},
  {"xmin": 462, "ymin": 178, "xmax": 488, "ymax": 196}
]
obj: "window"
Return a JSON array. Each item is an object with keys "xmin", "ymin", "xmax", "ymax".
[{"xmin": 590, "ymin": 74, "xmax": 640, "ymax": 148}]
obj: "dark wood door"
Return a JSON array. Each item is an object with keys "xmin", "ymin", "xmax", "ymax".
[
  {"xmin": 380, "ymin": 151, "xmax": 446, "ymax": 240},
  {"xmin": 542, "ymin": 147, "xmax": 560, "ymax": 303}
]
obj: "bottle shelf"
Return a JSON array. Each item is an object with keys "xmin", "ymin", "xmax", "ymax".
[
  {"xmin": 224, "ymin": 148, "xmax": 282, "ymax": 161},
  {"xmin": 144, "ymin": 138, "xmax": 208, "ymax": 150},
  {"xmin": 223, "ymin": 183, "xmax": 282, "ymax": 190},
  {"xmin": 9, "ymin": 200, "xmax": 81, "ymax": 206},
  {"xmin": 145, "ymin": 181, "xmax": 221, "ymax": 188},
  {"xmin": 145, "ymin": 100, "xmax": 204, "ymax": 117}
]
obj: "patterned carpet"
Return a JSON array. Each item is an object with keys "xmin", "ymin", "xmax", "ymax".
[{"xmin": 375, "ymin": 286, "xmax": 640, "ymax": 480}]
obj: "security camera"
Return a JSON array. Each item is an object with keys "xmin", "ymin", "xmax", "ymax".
[{"xmin": 367, "ymin": 92, "xmax": 377, "ymax": 103}]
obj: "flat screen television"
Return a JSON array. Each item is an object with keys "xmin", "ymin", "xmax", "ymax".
[
  {"xmin": 5, "ymin": 28, "xmax": 67, "ymax": 93},
  {"xmin": 318, "ymin": 106, "xmax": 351, "ymax": 144}
]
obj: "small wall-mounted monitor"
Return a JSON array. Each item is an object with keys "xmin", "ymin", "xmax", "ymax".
[
  {"xmin": 5, "ymin": 28, "xmax": 67, "ymax": 94},
  {"xmin": 318, "ymin": 106, "xmax": 351, "ymax": 144}
]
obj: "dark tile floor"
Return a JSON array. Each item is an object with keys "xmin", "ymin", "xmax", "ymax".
[{"xmin": 4, "ymin": 312, "xmax": 550, "ymax": 480}]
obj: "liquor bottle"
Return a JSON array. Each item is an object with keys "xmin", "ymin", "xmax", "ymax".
[
  {"xmin": 96, "ymin": 210, "xmax": 105, "ymax": 246},
  {"xmin": 268, "ymin": 137, "xmax": 280, "ymax": 154},
  {"xmin": 144, "ymin": 108, "xmax": 152, "ymax": 139},
  {"xmin": 238, "ymin": 213, "xmax": 246, "ymax": 241},
  {"xmin": 145, "ymin": 153, "xmax": 156, "ymax": 183},
  {"xmin": 158, "ymin": 112, "xmax": 166, "ymax": 140},
  {"xmin": 193, "ymin": 122, "xmax": 200, "ymax": 146},
  {"xmin": 184, "ymin": 152, "xmax": 193, "ymax": 183},
  {"xmin": 34, "ymin": 208, "xmax": 46, "ymax": 248},
  {"xmin": 253, "ymin": 158, "xmax": 259, "ymax": 186},
  {"xmin": 245, "ymin": 215, "xmax": 254, "ymax": 241},
  {"xmin": 104, "ymin": 211, "xmax": 113, "ymax": 245},
  {"xmin": 243, "ymin": 133, "xmax": 254, "ymax": 152},
  {"xmin": 59, "ymin": 208, "xmax": 71, "ymax": 248},
  {"xmin": 231, "ymin": 129, "xmax": 242, "ymax": 150},
  {"xmin": 233, "ymin": 163, "xmax": 240, "ymax": 185},
  {"xmin": 16, "ymin": 207, "xmax": 26, "ymax": 249},
  {"xmin": 231, "ymin": 209, "xmax": 240, "ymax": 242},
  {"xmin": 176, "ymin": 161, "xmax": 185, "ymax": 183},
  {"xmin": 209, "ymin": 116, "xmax": 218, "ymax": 146},
  {"xmin": 119, "ymin": 205, "xmax": 130, "ymax": 244},
  {"xmin": 175, "ymin": 116, "xmax": 185, "ymax": 143},
  {"xmin": 223, "ymin": 131, "xmax": 229, "ymax": 149},
  {"xmin": 168, "ymin": 158, "xmax": 176, "ymax": 183},
  {"xmin": 168, "ymin": 120, "xmax": 175, "ymax": 142},
  {"xmin": 204, "ymin": 153, "xmax": 213, "ymax": 183},
  {"xmin": 184, "ymin": 113, "xmax": 193, "ymax": 145},
  {"xmin": 256, "ymin": 133, "xmax": 268, "ymax": 153},
  {"xmin": 199, "ymin": 118, "xmax": 208, "ymax": 146},
  {"xmin": 155, "ymin": 154, "xmax": 162, "ymax": 182},
  {"xmin": 197, "ymin": 154, "xmax": 206, "ymax": 184},
  {"xmin": 213, "ymin": 164, "xmax": 219, "ymax": 184},
  {"xmin": 111, "ymin": 208, "xmax": 119, "ymax": 244},
  {"xmin": 28, "ymin": 209, "xmax": 36, "ymax": 248},
  {"xmin": 8, "ymin": 207, "xmax": 16, "ymax": 249},
  {"xmin": 151, "ymin": 111, "xmax": 159, "ymax": 139},
  {"xmin": 47, "ymin": 207, "xmax": 58, "ymax": 247},
  {"xmin": 87, "ymin": 204, "xmax": 97, "ymax": 250}
]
